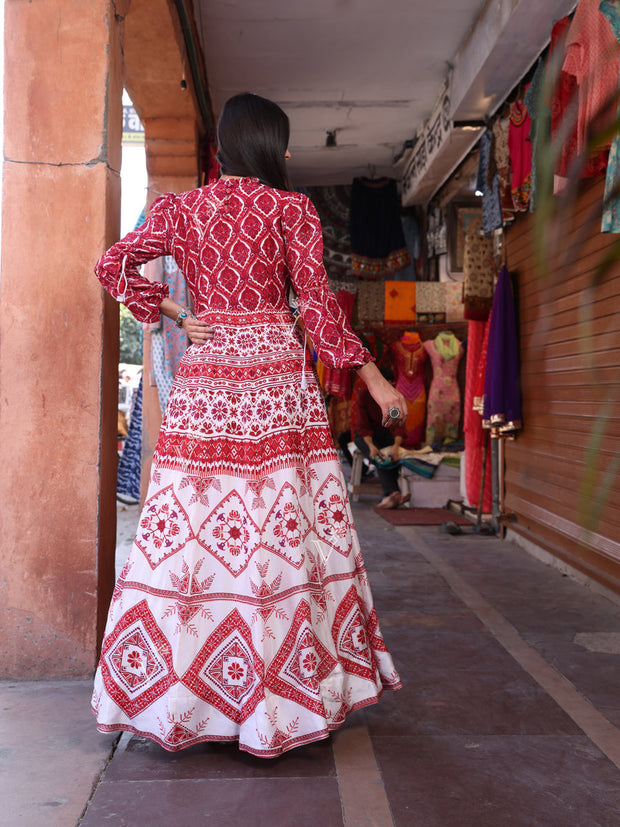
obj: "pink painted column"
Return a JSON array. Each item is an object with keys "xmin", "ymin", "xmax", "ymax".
[{"xmin": 0, "ymin": 0, "xmax": 122, "ymax": 676}]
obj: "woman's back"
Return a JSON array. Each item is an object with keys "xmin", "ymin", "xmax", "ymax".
[{"xmin": 160, "ymin": 177, "xmax": 307, "ymax": 315}]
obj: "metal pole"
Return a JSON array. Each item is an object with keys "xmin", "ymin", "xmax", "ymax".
[{"xmin": 491, "ymin": 436, "xmax": 500, "ymax": 533}]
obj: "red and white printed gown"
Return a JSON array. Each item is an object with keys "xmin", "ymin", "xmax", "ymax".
[{"xmin": 92, "ymin": 177, "xmax": 401, "ymax": 757}]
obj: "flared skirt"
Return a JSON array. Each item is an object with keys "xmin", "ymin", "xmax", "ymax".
[{"xmin": 92, "ymin": 309, "xmax": 401, "ymax": 757}]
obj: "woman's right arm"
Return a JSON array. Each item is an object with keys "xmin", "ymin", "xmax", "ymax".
[{"xmin": 94, "ymin": 193, "xmax": 177, "ymax": 324}]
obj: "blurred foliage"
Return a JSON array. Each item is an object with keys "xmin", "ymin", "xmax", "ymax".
[
  {"xmin": 119, "ymin": 304, "xmax": 142, "ymax": 365},
  {"xmin": 531, "ymin": 44, "xmax": 620, "ymax": 535}
]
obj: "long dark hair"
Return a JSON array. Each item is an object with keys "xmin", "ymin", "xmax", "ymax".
[{"xmin": 216, "ymin": 93, "xmax": 291, "ymax": 191}]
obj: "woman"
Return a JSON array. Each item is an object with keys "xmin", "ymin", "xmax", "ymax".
[{"xmin": 92, "ymin": 93, "xmax": 405, "ymax": 757}]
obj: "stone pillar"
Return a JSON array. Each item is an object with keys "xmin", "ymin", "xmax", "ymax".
[{"xmin": 0, "ymin": 0, "xmax": 123, "ymax": 677}]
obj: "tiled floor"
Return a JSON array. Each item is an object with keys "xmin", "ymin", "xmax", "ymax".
[{"xmin": 3, "ymin": 494, "xmax": 620, "ymax": 826}]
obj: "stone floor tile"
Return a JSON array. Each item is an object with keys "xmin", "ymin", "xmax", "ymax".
[
  {"xmin": 0, "ymin": 681, "xmax": 116, "ymax": 827},
  {"xmin": 80, "ymin": 777, "xmax": 343, "ymax": 826},
  {"xmin": 518, "ymin": 635, "xmax": 620, "ymax": 711},
  {"xmin": 364, "ymin": 665, "xmax": 580, "ymax": 737},
  {"xmin": 104, "ymin": 732, "xmax": 336, "ymax": 781},
  {"xmin": 372, "ymin": 734, "xmax": 620, "ymax": 827},
  {"xmin": 384, "ymin": 624, "xmax": 521, "ymax": 673}
]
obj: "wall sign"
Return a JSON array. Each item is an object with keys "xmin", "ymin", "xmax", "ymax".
[{"xmin": 401, "ymin": 91, "xmax": 451, "ymax": 205}]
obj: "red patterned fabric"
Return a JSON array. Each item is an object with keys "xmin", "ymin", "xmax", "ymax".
[
  {"xmin": 95, "ymin": 178, "xmax": 372, "ymax": 370},
  {"xmin": 562, "ymin": 0, "xmax": 620, "ymax": 175},
  {"xmin": 322, "ymin": 289, "xmax": 356, "ymax": 398},
  {"xmin": 92, "ymin": 177, "xmax": 400, "ymax": 757},
  {"xmin": 464, "ymin": 321, "xmax": 492, "ymax": 512},
  {"xmin": 508, "ymin": 100, "xmax": 532, "ymax": 212}
]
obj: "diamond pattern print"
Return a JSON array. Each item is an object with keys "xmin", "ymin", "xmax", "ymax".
[
  {"xmin": 265, "ymin": 600, "xmax": 338, "ymax": 715},
  {"xmin": 260, "ymin": 482, "xmax": 310, "ymax": 569},
  {"xmin": 182, "ymin": 609, "xmax": 264, "ymax": 723},
  {"xmin": 332, "ymin": 586, "xmax": 377, "ymax": 682},
  {"xmin": 100, "ymin": 600, "xmax": 176, "ymax": 718},
  {"xmin": 312, "ymin": 473, "xmax": 354, "ymax": 558},
  {"xmin": 135, "ymin": 484, "xmax": 192, "ymax": 569},
  {"xmin": 197, "ymin": 490, "xmax": 260, "ymax": 576}
]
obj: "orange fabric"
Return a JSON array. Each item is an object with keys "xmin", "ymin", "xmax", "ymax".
[
  {"xmin": 384, "ymin": 281, "xmax": 416, "ymax": 323},
  {"xmin": 391, "ymin": 334, "xmax": 426, "ymax": 448}
]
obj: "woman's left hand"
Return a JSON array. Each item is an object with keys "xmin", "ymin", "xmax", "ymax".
[{"xmin": 184, "ymin": 317, "xmax": 214, "ymax": 344}]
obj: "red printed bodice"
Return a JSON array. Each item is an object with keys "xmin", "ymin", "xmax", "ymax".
[{"xmin": 95, "ymin": 177, "xmax": 371, "ymax": 370}]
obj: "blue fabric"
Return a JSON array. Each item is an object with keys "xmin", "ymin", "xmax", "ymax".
[
  {"xmin": 117, "ymin": 376, "xmax": 143, "ymax": 501},
  {"xmin": 600, "ymin": 1, "xmax": 620, "ymax": 232},
  {"xmin": 477, "ymin": 131, "xmax": 502, "ymax": 235},
  {"xmin": 150, "ymin": 331, "xmax": 174, "ymax": 414}
]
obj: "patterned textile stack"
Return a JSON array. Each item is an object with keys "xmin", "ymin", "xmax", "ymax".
[{"xmin": 416, "ymin": 281, "xmax": 446, "ymax": 324}]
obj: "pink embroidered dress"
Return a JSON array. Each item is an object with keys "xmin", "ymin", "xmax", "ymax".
[
  {"xmin": 92, "ymin": 177, "xmax": 401, "ymax": 757},
  {"xmin": 424, "ymin": 332, "xmax": 464, "ymax": 445}
]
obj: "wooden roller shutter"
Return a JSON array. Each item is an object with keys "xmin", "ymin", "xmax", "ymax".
[{"xmin": 505, "ymin": 177, "xmax": 620, "ymax": 593}]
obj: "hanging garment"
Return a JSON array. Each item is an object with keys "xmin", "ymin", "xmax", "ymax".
[
  {"xmin": 148, "ymin": 256, "xmax": 191, "ymax": 412},
  {"xmin": 93, "ymin": 178, "xmax": 401, "ymax": 757},
  {"xmin": 462, "ymin": 215, "xmax": 495, "ymax": 321},
  {"xmin": 508, "ymin": 99, "xmax": 533, "ymax": 212},
  {"xmin": 464, "ymin": 321, "xmax": 493, "ymax": 512},
  {"xmin": 349, "ymin": 178, "xmax": 410, "ymax": 277},
  {"xmin": 473, "ymin": 319, "xmax": 490, "ymax": 419},
  {"xmin": 482, "ymin": 266, "xmax": 523, "ymax": 434},
  {"xmin": 491, "ymin": 118, "xmax": 514, "ymax": 219},
  {"xmin": 549, "ymin": 16, "xmax": 579, "ymax": 189},
  {"xmin": 523, "ymin": 58, "xmax": 546, "ymax": 212},
  {"xmin": 306, "ymin": 185, "xmax": 353, "ymax": 281},
  {"xmin": 424, "ymin": 332, "xmax": 464, "ymax": 445},
  {"xmin": 477, "ymin": 130, "xmax": 503, "ymax": 234},
  {"xmin": 559, "ymin": 0, "xmax": 619, "ymax": 183},
  {"xmin": 391, "ymin": 332, "xmax": 427, "ymax": 448},
  {"xmin": 117, "ymin": 377, "xmax": 143, "ymax": 502},
  {"xmin": 601, "ymin": 0, "xmax": 620, "ymax": 232}
]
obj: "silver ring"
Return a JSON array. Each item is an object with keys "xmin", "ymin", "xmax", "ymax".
[{"xmin": 388, "ymin": 407, "xmax": 401, "ymax": 420}]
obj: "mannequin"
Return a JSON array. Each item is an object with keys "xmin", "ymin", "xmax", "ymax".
[
  {"xmin": 391, "ymin": 331, "xmax": 427, "ymax": 448},
  {"xmin": 424, "ymin": 331, "xmax": 464, "ymax": 445}
]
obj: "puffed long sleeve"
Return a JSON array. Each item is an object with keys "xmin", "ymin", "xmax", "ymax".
[
  {"xmin": 94, "ymin": 193, "xmax": 177, "ymax": 324},
  {"xmin": 282, "ymin": 194, "xmax": 373, "ymax": 368},
  {"xmin": 282, "ymin": 194, "xmax": 373, "ymax": 370}
]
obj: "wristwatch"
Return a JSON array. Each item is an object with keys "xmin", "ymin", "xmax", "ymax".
[{"xmin": 175, "ymin": 308, "xmax": 189, "ymax": 328}]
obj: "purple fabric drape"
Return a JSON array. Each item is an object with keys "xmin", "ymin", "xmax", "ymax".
[{"xmin": 483, "ymin": 266, "xmax": 522, "ymax": 434}]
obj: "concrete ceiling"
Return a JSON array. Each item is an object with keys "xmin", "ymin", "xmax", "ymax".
[{"xmin": 194, "ymin": 0, "xmax": 577, "ymax": 190}]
